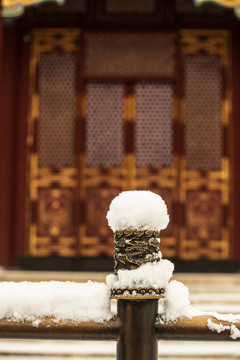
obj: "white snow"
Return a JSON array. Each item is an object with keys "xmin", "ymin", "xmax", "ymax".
[
  {"xmin": 161, "ymin": 280, "xmax": 200, "ymax": 322},
  {"xmin": 106, "ymin": 190, "xmax": 169, "ymax": 232},
  {"xmin": 207, "ymin": 320, "xmax": 240, "ymax": 340},
  {"xmin": 207, "ymin": 319, "xmax": 230, "ymax": 333},
  {"xmin": 106, "ymin": 260, "xmax": 174, "ymax": 291},
  {"xmin": 159, "ymin": 279, "xmax": 240, "ymax": 340},
  {"xmin": 230, "ymin": 325, "xmax": 240, "ymax": 339},
  {"xmin": 0, "ymin": 281, "xmax": 112, "ymax": 325}
]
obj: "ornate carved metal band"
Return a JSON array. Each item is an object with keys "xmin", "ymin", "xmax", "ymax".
[
  {"xmin": 114, "ymin": 229, "xmax": 160, "ymax": 273},
  {"xmin": 111, "ymin": 287, "xmax": 164, "ymax": 297}
]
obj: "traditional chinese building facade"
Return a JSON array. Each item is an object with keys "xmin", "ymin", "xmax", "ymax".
[{"xmin": 1, "ymin": 0, "xmax": 240, "ymax": 271}]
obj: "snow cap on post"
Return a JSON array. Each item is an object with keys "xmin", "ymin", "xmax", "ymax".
[
  {"xmin": 107, "ymin": 190, "xmax": 171, "ymax": 298},
  {"xmin": 107, "ymin": 190, "xmax": 169, "ymax": 232}
]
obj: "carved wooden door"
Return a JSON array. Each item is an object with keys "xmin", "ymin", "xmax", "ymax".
[
  {"xmin": 178, "ymin": 30, "xmax": 231, "ymax": 258},
  {"xmin": 27, "ymin": 29, "xmax": 231, "ymax": 260}
]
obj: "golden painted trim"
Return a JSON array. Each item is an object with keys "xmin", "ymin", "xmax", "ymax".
[
  {"xmin": 160, "ymin": 237, "xmax": 176, "ymax": 246},
  {"xmin": 111, "ymin": 286, "xmax": 164, "ymax": 298},
  {"xmin": 35, "ymin": 175, "xmax": 77, "ymax": 188},
  {"xmin": 28, "ymin": 225, "xmax": 38, "ymax": 255},
  {"xmin": 29, "ymin": 225, "xmax": 77, "ymax": 256},
  {"xmin": 83, "ymin": 167, "xmax": 124, "ymax": 176},
  {"xmin": 161, "ymin": 249, "xmax": 177, "ymax": 258},
  {"xmin": 36, "ymin": 237, "xmax": 76, "ymax": 245},
  {"xmin": 195, "ymin": 0, "xmax": 240, "ymax": 11},
  {"xmin": 179, "ymin": 227, "xmax": 230, "ymax": 259},
  {"xmin": 4, "ymin": 0, "xmax": 61, "ymax": 7},
  {"xmin": 35, "ymin": 248, "xmax": 77, "ymax": 256},
  {"xmin": 136, "ymin": 166, "xmax": 176, "ymax": 177},
  {"xmin": 30, "ymin": 163, "xmax": 77, "ymax": 199},
  {"xmin": 111, "ymin": 294, "xmax": 164, "ymax": 300},
  {"xmin": 32, "ymin": 28, "xmax": 81, "ymax": 44},
  {"xmin": 179, "ymin": 159, "xmax": 229, "ymax": 204},
  {"xmin": 180, "ymin": 157, "xmax": 229, "ymax": 179},
  {"xmin": 123, "ymin": 154, "xmax": 136, "ymax": 190},
  {"xmin": 179, "ymin": 30, "xmax": 230, "ymax": 67},
  {"xmin": 180, "ymin": 29, "xmax": 230, "ymax": 38},
  {"xmin": 82, "ymin": 177, "xmax": 124, "ymax": 188},
  {"xmin": 222, "ymin": 97, "xmax": 231, "ymax": 126},
  {"xmin": 80, "ymin": 236, "xmax": 109, "ymax": 246},
  {"xmin": 136, "ymin": 179, "xmax": 176, "ymax": 189},
  {"xmin": 123, "ymin": 94, "xmax": 136, "ymax": 122},
  {"xmin": 79, "ymin": 154, "xmax": 86, "ymax": 200},
  {"xmin": 37, "ymin": 168, "xmax": 77, "ymax": 176}
]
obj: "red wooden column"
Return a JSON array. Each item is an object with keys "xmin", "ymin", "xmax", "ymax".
[
  {"xmin": 0, "ymin": 6, "xmax": 13, "ymax": 267},
  {"xmin": 232, "ymin": 22, "xmax": 240, "ymax": 259},
  {"xmin": 0, "ymin": 15, "xmax": 18, "ymax": 267},
  {"xmin": 0, "ymin": 15, "xmax": 30, "ymax": 267}
]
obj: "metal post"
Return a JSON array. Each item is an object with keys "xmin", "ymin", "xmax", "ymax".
[{"xmin": 117, "ymin": 299, "xmax": 158, "ymax": 360}]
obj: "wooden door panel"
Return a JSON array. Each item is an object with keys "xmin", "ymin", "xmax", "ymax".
[
  {"xmin": 179, "ymin": 31, "xmax": 231, "ymax": 259},
  {"xmin": 27, "ymin": 30, "xmax": 80, "ymax": 256}
]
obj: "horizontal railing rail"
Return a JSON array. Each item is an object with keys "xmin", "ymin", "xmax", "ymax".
[{"xmin": 0, "ymin": 315, "xmax": 238, "ymax": 341}]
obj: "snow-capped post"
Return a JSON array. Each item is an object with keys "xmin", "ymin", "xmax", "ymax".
[{"xmin": 106, "ymin": 190, "xmax": 171, "ymax": 360}]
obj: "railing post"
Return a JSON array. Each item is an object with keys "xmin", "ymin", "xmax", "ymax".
[
  {"xmin": 117, "ymin": 299, "xmax": 158, "ymax": 360},
  {"xmin": 107, "ymin": 191, "xmax": 170, "ymax": 360}
]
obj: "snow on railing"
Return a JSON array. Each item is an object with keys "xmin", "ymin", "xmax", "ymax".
[
  {"xmin": 0, "ymin": 190, "xmax": 239, "ymax": 360},
  {"xmin": 0, "ymin": 281, "xmax": 111, "ymax": 324}
]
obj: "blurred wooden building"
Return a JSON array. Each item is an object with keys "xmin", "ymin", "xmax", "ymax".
[{"xmin": 1, "ymin": 0, "xmax": 240, "ymax": 271}]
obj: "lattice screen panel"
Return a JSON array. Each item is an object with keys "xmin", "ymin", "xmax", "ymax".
[
  {"xmin": 136, "ymin": 82, "xmax": 173, "ymax": 169},
  {"xmin": 84, "ymin": 34, "xmax": 175, "ymax": 78},
  {"xmin": 86, "ymin": 82, "xmax": 124, "ymax": 168},
  {"xmin": 105, "ymin": 0, "xmax": 156, "ymax": 14},
  {"xmin": 184, "ymin": 54, "xmax": 222, "ymax": 171},
  {"xmin": 38, "ymin": 52, "xmax": 76, "ymax": 168}
]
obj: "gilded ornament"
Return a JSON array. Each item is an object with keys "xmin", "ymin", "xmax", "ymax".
[{"xmin": 114, "ymin": 229, "xmax": 160, "ymax": 273}]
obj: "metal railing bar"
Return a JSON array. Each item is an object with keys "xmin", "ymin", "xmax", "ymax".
[
  {"xmin": 0, "ymin": 317, "xmax": 121, "ymax": 340},
  {"xmin": 0, "ymin": 314, "xmax": 239, "ymax": 342},
  {"xmin": 155, "ymin": 316, "xmax": 240, "ymax": 341}
]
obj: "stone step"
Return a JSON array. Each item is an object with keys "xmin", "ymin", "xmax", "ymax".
[{"xmin": 0, "ymin": 340, "xmax": 239, "ymax": 360}]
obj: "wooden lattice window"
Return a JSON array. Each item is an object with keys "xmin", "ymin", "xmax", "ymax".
[
  {"xmin": 38, "ymin": 52, "xmax": 77, "ymax": 168},
  {"xmin": 136, "ymin": 81, "xmax": 173, "ymax": 169},
  {"xmin": 84, "ymin": 33, "xmax": 175, "ymax": 78},
  {"xmin": 86, "ymin": 82, "xmax": 124, "ymax": 168},
  {"xmin": 184, "ymin": 54, "xmax": 222, "ymax": 171}
]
